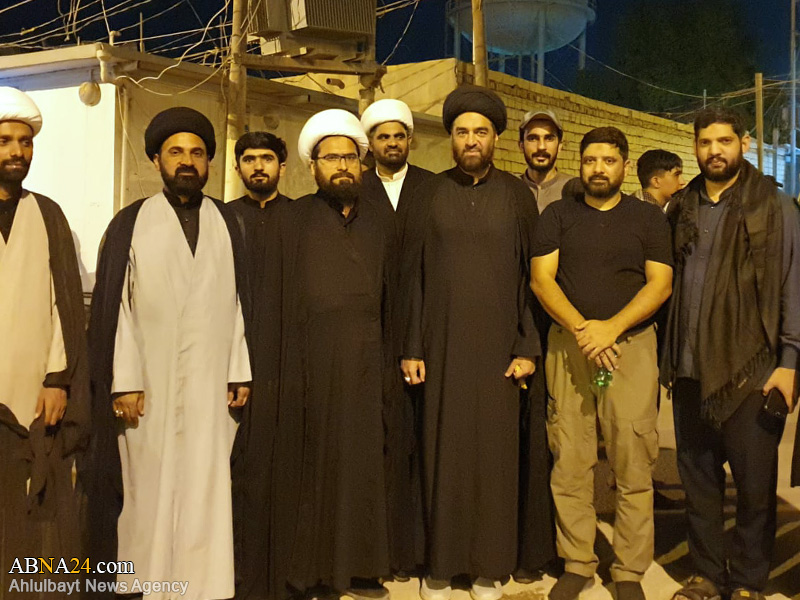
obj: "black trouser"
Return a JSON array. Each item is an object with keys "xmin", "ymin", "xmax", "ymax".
[{"xmin": 673, "ymin": 378, "xmax": 784, "ymax": 591}]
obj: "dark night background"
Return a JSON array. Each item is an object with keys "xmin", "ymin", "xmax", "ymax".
[{"xmin": 0, "ymin": 0, "xmax": 792, "ymax": 124}]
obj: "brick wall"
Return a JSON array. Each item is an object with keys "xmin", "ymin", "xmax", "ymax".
[{"xmin": 280, "ymin": 59, "xmax": 790, "ymax": 193}]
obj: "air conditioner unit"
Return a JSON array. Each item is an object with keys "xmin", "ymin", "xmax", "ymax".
[{"xmin": 250, "ymin": 0, "xmax": 376, "ymax": 61}]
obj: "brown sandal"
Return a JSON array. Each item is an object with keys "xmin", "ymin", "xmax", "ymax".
[{"xmin": 671, "ymin": 576, "xmax": 722, "ymax": 600}]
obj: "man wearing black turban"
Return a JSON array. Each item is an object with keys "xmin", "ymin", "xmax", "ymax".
[
  {"xmin": 398, "ymin": 86, "xmax": 555, "ymax": 600},
  {"xmin": 88, "ymin": 106, "xmax": 252, "ymax": 600}
]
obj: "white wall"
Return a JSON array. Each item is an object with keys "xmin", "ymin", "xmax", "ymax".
[{"xmin": 24, "ymin": 84, "xmax": 117, "ymax": 291}]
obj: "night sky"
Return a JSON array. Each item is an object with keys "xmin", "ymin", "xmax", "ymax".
[{"xmin": 0, "ymin": 0, "xmax": 791, "ymax": 94}]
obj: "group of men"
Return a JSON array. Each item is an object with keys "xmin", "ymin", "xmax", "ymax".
[{"xmin": 0, "ymin": 79, "xmax": 798, "ymax": 600}]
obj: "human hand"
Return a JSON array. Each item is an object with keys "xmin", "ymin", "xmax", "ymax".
[
  {"xmin": 228, "ymin": 383, "xmax": 251, "ymax": 408},
  {"xmin": 35, "ymin": 387, "xmax": 67, "ymax": 426},
  {"xmin": 113, "ymin": 392, "xmax": 145, "ymax": 426},
  {"xmin": 401, "ymin": 359, "xmax": 426, "ymax": 385}
]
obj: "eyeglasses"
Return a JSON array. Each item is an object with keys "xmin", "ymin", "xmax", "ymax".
[{"xmin": 316, "ymin": 153, "xmax": 360, "ymax": 166}]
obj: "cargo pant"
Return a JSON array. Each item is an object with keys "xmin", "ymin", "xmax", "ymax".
[{"xmin": 545, "ymin": 324, "xmax": 659, "ymax": 582}]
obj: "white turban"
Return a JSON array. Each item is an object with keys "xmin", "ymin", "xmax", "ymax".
[
  {"xmin": 0, "ymin": 87, "xmax": 42, "ymax": 136},
  {"xmin": 297, "ymin": 109, "xmax": 369, "ymax": 164},
  {"xmin": 360, "ymin": 99, "xmax": 414, "ymax": 136}
]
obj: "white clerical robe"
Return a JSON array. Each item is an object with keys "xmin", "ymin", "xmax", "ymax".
[
  {"xmin": 0, "ymin": 193, "xmax": 66, "ymax": 428},
  {"xmin": 111, "ymin": 193, "xmax": 250, "ymax": 600}
]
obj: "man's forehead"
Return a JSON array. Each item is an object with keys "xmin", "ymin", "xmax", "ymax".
[
  {"xmin": 160, "ymin": 131, "xmax": 207, "ymax": 152},
  {"xmin": 524, "ymin": 120, "xmax": 559, "ymax": 136},
  {"xmin": 317, "ymin": 135, "xmax": 358, "ymax": 153},
  {"xmin": 242, "ymin": 147, "xmax": 278, "ymax": 158},
  {"xmin": 582, "ymin": 142, "xmax": 622, "ymax": 157},
  {"xmin": 452, "ymin": 112, "xmax": 493, "ymax": 129},
  {"xmin": 696, "ymin": 122, "xmax": 739, "ymax": 139},
  {"xmin": 0, "ymin": 119, "xmax": 35, "ymax": 137},
  {"xmin": 372, "ymin": 121, "xmax": 408, "ymax": 136}
]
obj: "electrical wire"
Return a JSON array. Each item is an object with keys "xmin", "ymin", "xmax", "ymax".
[
  {"xmin": 382, "ymin": 0, "xmax": 420, "ymax": 65},
  {"xmin": 114, "ymin": 0, "xmax": 231, "ymax": 94}
]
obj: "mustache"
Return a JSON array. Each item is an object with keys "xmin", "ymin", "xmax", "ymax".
[
  {"xmin": 332, "ymin": 173, "xmax": 355, "ymax": 182},
  {"xmin": 531, "ymin": 151, "xmax": 551, "ymax": 159},
  {"xmin": 175, "ymin": 166, "xmax": 199, "ymax": 177},
  {"xmin": 589, "ymin": 176, "xmax": 609, "ymax": 182},
  {"xmin": 1, "ymin": 159, "xmax": 29, "ymax": 167},
  {"xmin": 706, "ymin": 156, "xmax": 727, "ymax": 166}
]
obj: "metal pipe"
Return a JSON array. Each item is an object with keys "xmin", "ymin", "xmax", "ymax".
[
  {"xmin": 537, "ymin": 7, "xmax": 545, "ymax": 84},
  {"xmin": 792, "ymin": 0, "xmax": 797, "ymax": 196}
]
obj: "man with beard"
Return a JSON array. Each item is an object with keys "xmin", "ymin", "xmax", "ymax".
[
  {"xmin": 518, "ymin": 108, "xmax": 574, "ymax": 214},
  {"xmin": 661, "ymin": 109, "xmax": 800, "ymax": 600},
  {"xmin": 88, "ymin": 106, "xmax": 251, "ymax": 600},
  {"xmin": 228, "ymin": 131, "xmax": 293, "ymax": 599},
  {"xmin": 265, "ymin": 109, "xmax": 392, "ymax": 600},
  {"xmin": 399, "ymin": 85, "xmax": 552, "ymax": 600},
  {"xmin": 359, "ymin": 98, "xmax": 432, "ymax": 580},
  {"xmin": 634, "ymin": 149, "xmax": 685, "ymax": 211},
  {"xmin": 531, "ymin": 127, "xmax": 673, "ymax": 600},
  {"xmin": 0, "ymin": 87, "xmax": 90, "ymax": 590}
]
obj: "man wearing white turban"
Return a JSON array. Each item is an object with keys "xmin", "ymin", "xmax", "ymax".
[
  {"xmin": 359, "ymin": 99, "xmax": 433, "ymax": 580},
  {"xmin": 0, "ymin": 87, "xmax": 90, "ymax": 586},
  {"xmin": 251, "ymin": 109, "xmax": 393, "ymax": 600}
]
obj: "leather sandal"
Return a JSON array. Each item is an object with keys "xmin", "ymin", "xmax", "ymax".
[{"xmin": 671, "ymin": 576, "xmax": 722, "ymax": 600}]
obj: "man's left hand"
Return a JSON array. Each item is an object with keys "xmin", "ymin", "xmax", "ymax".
[
  {"xmin": 763, "ymin": 367, "xmax": 797, "ymax": 412},
  {"xmin": 505, "ymin": 358, "xmax": 536, "ymax": 387},
  {"xmin": 228, "ymin": 383, "xmax": 251, "ymax": 408},
  {"xmin": 575, "ymin": 319, "xmax": 622, "ymax": 361},
  {"xmin": 34, "ymin": 387, "xmax": 67, "ymax": 426}
]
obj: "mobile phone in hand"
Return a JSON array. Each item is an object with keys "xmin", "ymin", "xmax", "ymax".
[{"xmin": 762, "ymin": 387, "xmax": 789, "ymax": 421}]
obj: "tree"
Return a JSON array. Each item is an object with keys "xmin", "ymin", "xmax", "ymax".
[{"xmin": 576, "ymin": 0, "xmax": 757, "ymax": 122}]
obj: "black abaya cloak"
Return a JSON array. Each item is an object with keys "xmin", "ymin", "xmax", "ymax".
[
  {"xmin": 268, "ymin": 191, "xmax": 392, "ymax": 596},
  {"xmin": 399, "ymin": 166, "xmax": 555, "ymax": 580}
]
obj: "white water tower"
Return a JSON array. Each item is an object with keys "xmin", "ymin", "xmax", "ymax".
[{"xmin": 446, "ymin": 0, "xmax": 596, "ymax": 83}]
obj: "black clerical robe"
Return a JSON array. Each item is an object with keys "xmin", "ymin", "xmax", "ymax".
[
  {"xmin": 399, "ymin": 165, "xmax": 554, "ymax": 579},
  {"xmin": 269, "ymin": 191, "xmax": 391, "ymax": 595},
  {"xmin": 0, "ymin": 192, "xmax": 90, "ymax": 593},
  {"xmin": 361, "ymin": 164, "xmax": 433, "ymax": 573},
  {"xmin": 228, "ymin": 193, "xmax": 292, "ymax": 599}
]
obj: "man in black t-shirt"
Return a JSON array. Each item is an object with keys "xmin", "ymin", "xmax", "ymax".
[{"xmin": 531, "ymin": 127, "xmax": 673, "ymax": 600}]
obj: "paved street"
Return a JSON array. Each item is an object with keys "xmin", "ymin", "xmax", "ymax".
[{"xmin": 381, "ymin": 404, "xmax": 800, "ymax": 600}]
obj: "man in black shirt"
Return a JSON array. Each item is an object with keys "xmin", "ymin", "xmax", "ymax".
[
  {"xmin": 531, "ymin": 127, "xmax": 673, "ymax": 600},
  {"xmin": 662, "ymin": 109, "xmax": 800, "ymax": 600},
  {"xmin": 228, "ymin": 131, "xmax": 293, "ymax": 599}
]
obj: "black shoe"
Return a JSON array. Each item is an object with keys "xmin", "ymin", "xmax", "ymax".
[
  {"xmin": 347, "ymin": 578, "xmax": 389, "ymax": 600},
  {"xmin": 616, "ymin": 581, "xmax": 645, "ymax": 600},
  {"xmin": 548, "ymin": 572, "xmax": 591, "ymax": 600}
]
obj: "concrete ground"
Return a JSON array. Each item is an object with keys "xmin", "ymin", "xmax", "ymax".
[{"xmin": 378, "ymin": 399, "xmax": 800, "ymax": 600}]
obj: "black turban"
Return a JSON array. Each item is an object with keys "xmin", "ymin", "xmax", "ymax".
[
  {"xmin": 442, "ymin": 85, "xmax": 507, "ymax": 134},
  {"xmin": 144, "ymin": 107, "xmax": 216, "ymax": 160}
]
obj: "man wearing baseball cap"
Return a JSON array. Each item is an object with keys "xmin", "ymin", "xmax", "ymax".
[{"xmin": 518, "ymin": 108, "xmax": 574, "ymax": 214}]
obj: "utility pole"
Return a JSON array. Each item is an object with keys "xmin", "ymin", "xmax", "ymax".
[
  {"xmin": 791, "ymin": 0, "xmax": 797, "ymax": 196},
  {"xmin": 756, "ymin": 72, "xmax": 764, "ymax": 171},
  {"xmin": 472, "ymin": 0, "xmax": 488, "ymax": 86},
  {"xmin": 225, "ymin": 0, "xmax": 247, "ymax": 202}
]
